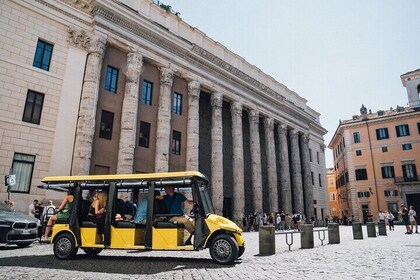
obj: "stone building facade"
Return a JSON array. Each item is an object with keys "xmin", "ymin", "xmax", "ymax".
[
  {"xmin": 329, "ymin": 69, "xmax": 420, "ymax": 223},
  {"xmin": 0, "ymin": 0, "xmax": 328, "ymax": 222}
]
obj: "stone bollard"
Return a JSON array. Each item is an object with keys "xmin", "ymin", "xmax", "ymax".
[
  {"xmin": 352, "ymin": 222, "xmax": 363, "ymax": 240},
  {"xmin": 366, "ymin": 222, "xmax": 376, "ymax": 237},
  {"xmin": 378, "ymin": 222, "xmax": 387, "ymax": 236},
  {"xmin": 328, "ymin": 223, "xmax": 340, "ymax": 244},
  {"xmin": 300, "ymin": 223, "xmax": 314, "ymax": 249},
  {"xmin": 259, "ymin": 225, "xmax": 275, "ymax": 255}
]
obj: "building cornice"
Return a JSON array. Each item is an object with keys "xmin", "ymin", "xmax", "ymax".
[{"xmin": 329, "ymin": 109, "xmax": 420, "ymax": 148}]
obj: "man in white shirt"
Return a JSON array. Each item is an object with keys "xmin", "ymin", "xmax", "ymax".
[{"xmin": 28, "ymin": 199, "xmax": 38, "ymax": 217}]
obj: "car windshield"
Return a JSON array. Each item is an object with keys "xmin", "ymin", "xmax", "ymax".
[
  {"xmin": 197, "ymin": 180, "xmax": 214, "ymax": 215},
  {"xmin": 0, "ymin": 202, "xmax": 13, "ymax": 212}
]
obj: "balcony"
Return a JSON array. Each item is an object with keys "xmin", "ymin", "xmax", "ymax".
[{"xmin": 394, "ymin": 176, "xmax": 420, "ymax": 184}]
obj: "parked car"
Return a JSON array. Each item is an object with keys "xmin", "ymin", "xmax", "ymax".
[{"xmin": 0, "ymin": 202, "xmax": 40, "ymax": 247}]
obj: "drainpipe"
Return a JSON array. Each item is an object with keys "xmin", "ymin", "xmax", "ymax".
[{"xmin": 365, "ymin": 120, "xmax": 380, "ymax": 213}]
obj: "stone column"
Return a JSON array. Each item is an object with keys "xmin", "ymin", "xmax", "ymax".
[
  {"xmin": 278, "ymin": 123, "xmax": 292, "ymax": 215},
  {"xmin": 301, "ymin": 132, "xmax": 314, "ymax": 220},
  {"xmin": 154, "ymin": 68, "xmax": 174, "ymax": 173},
  {"xmin": 249, "ymin": 110, "xmax": 263, "ymax": 214},
  {"xmin": 186, "ymin": 80, "xmax": 200, "ymax": 171},
  {"xmin": 117, "ymin": 51, "xmax": 143, "ymax": 174},
  {"xmin": 71, "ymin": 34, "xmax": 107, "ymax": 175},
  {"xmin": 264, "ymin": 117, "xmax": 278, "ymax": 214},
  {"xmin": 211, "ymin": 91, "xmax": 223, "ymax": 215},
  {"xmin": 290, "ymin": 129, "xmax": 304, "ymax": 214},
  {"xmin": 231, "ymin": 101, "xmax": 244, "ymax": 224}
]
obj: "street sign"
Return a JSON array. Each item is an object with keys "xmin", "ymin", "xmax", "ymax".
[{"xmin": 5, "ymin": 174, "xmax": 16, "ymax": 186}]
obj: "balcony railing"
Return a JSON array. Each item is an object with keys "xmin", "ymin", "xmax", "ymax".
[{"xmin": 394, "ymin": 176, "xmax": 420, "ymax": 184}]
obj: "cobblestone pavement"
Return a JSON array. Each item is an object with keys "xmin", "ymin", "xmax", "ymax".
[{"xmin": 0, "ymin": 225, "xmax": 419, "ymax": 279}]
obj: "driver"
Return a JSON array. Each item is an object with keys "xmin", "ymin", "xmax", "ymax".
[{"xmin": 163, "ymin": 185, "xmax": 195, "ymax": 244}]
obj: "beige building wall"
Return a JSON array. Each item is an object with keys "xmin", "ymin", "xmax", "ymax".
[{"xmin": 0, "ymin": 0, "xmax": 80, "ymax": 209}]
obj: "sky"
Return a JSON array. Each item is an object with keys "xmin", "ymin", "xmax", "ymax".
[{"xmin": 161, "ymin": 0, "xmax": 420, "ymax": 167}]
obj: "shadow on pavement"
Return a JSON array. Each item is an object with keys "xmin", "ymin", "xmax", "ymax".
[{"xmin": 0, "ymin": 253, "xmax": 239, "ymax": 275}]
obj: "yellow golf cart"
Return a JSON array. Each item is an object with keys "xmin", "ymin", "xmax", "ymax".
[{"xmin": 39, "ymin": 171, "xmax": 244, "ymax": 264}]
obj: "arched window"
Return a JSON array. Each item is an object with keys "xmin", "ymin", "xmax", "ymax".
[{"xmin": 417, "ymin": 83, "xmax": 420, "ymax": 95}]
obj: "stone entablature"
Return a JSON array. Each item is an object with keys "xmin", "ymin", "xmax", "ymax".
[{"xmin": 66, "ymin": 0, "xmax": 321, "ymax": 127}]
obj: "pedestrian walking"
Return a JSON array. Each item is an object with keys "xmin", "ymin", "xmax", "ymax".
[
  {"xmin": 408, "ymin": 206, "xmax": 418, "ymax": 234},
  {"xmin": 386, "ymin": 211, "xmax": 395, "ymax": 231}
]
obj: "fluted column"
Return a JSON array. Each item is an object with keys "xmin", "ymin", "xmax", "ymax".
[
  {"xmin": 301, "ymin": 132, "xmax": 314, "ymax": 220},
  {"xmin": 186, "ymin": 81, "xmax": 200, "ymax": 171},
  {"xmin": 278, "ymin": 123, "xmax": 292, "ymax": 215},
  {"xmin": 117, "ymin": 51, "xmax": 143, "ymax": 174},
  {"xmin": 71, "ymin": 34, "xmax": 107, "ymax": 175},
  {"xmin": 264, "ymin": 117, "xmax": 278, "ymax": 214},
  {"xmin": 231, "ymin": 102, "xmax": 244, "ymax": 224},
  {"xmin": 211, "ymin": 92, "xmax": 223, "ymax": 215},
  {"xmin": 154, "ymin": 67, "xmax": 174, "ymax": 172},
  {"xmin": 290, "ymin": 129, "xmax": 304, "ymax": 214},
  {"xmin": 249, "ymin": 110, "xmax": 263, "ymax": 214}
]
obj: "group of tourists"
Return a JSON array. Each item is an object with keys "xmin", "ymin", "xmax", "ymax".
[
  {"xmin": 39, "ymin": 185, "xmax": 195, "ymax": 245},
  {"xmin": 400, "ymin": 204, "xmax": 418, "ymax": 234},
  {"xmin": 242, "ymin": 212, "xmax": 305, "ymax": 232}
]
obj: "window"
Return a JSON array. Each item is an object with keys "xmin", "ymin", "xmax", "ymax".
[
  {"xmin": 353, "ymin": 132, "xmax": 361, "ymax": 143},
  {"xmin": 105, "ymin": 66, "xmax": 119, "ymax": 93},
  {"xmin": 396, "ymin": 124, "xmax": 410, "ymax": 137},
  {"xmin": 402, "ymin": 143, "xmax": 412, "ymax": 151},
  {"xmin": 309, "ymin": 149, "xmax": 312, "ymax": 162},
  {"xmin": 141, "ymin": 80, "xmax": 153, "ymax": 105},
  {"xmin": 139, "ymin": 121, "xmax": 150, "ymax": 148},
  {"xmin": 330, "ymin": 193, "xmax": 336, "ymax": 201},
  {"xmin": 317, "ymin": 151, "xmax": 320, "ymax": 164},
  {"xmin": 384, "ymin": 190, "xmax": 398, "ymax": 197},
  {"xmin": 356, "ymin": 150, "xmax": 362, "ymax": 156},
  {"xmin": 402, "ymin": 164, "xmax": 417, "ymax": 181},
  {"xmin": 376, "ymin": 128, "xmax": 389, "ymax": 140},
  {"xmin": 172, "ymin": 130, "xmax": 181, "ymax": 155},
  {"xmin": 355, "ymin": 169, "xmax": 368, "ymax": 180},
  {"xmin": 357, "ymin": 191, "xmax": 370, "ymax": 198},
  {"xmin": 329, "ymin": 178, "xmax": 334, "ymax": 185},
  {"xmin": 311, "ymin": 172, "xmax": 314, "ymax": 185},
  {"xmin": 318, "ymin": 174, "xmax": 322, "ymax": 187},
  {"xmin": 33, "ymin": 39, "xmax": 53, "ymax": 71},
  {"xmin": 382, "ymin": 146, "xmax": 388, "ymax": 153},
  {"xmin": 173, "ymin": 93, "xmax": 182, "ymax": 115},
  {"xmin": 417, "ymin": 122, "xmax": 420, "ymax": 134},
  {"xmin": 11, "ymin": 153, "xmax": 35, "ymax": 193},
  {"xmin": 22, "ymin": 90, "xmax": 44, "ymax": 124},
  {"xmin": 381, "ymin": 166, "xmax": 395, "ymax": 179},
  {"xmin": 99, "ymin": 110, "xmax": 114, "ymax": 140}
]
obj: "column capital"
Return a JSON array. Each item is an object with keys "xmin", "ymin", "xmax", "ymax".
[
  {"xmin": 290, "ymin": 127, "xmax": 300, "ymax": 138},
  {"xmin": 278, "ymin": 123, "xmax": 288, "ymax": 134},
  {"xmin": 67, "ymin": 26, "xmax": 90, "ymax": 51},
  {"xmin": 125, "ymin": 51, "xmax": 143, "ymax": 83},
  {"xmin": 88, "ymin": 33, "xmax": 107, "ymax": 56},
  {"xmin": 211, "ymin": 92, "xmax": 223, "ymax": 108},
  {"xmin": 249, "ymin": 109, "xmax": 259, "ymax": 124},
  {"xmin": 159, "ymin": 67, "xmax": 174, "ymax": 87},
  {"xmin": 231, "ymin": 101, "xmax": 242, "ymax": 116},
  {"xmin": 264, "ymin": 117, "xmax": 274, "ymax": 130},
  {"xmin": 188, "ymin": 80, "xmax": 200, "ymax": 98},
  {"xmin": 302, "ymin": 132, "xmax": 310, "ymax": 144}
]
